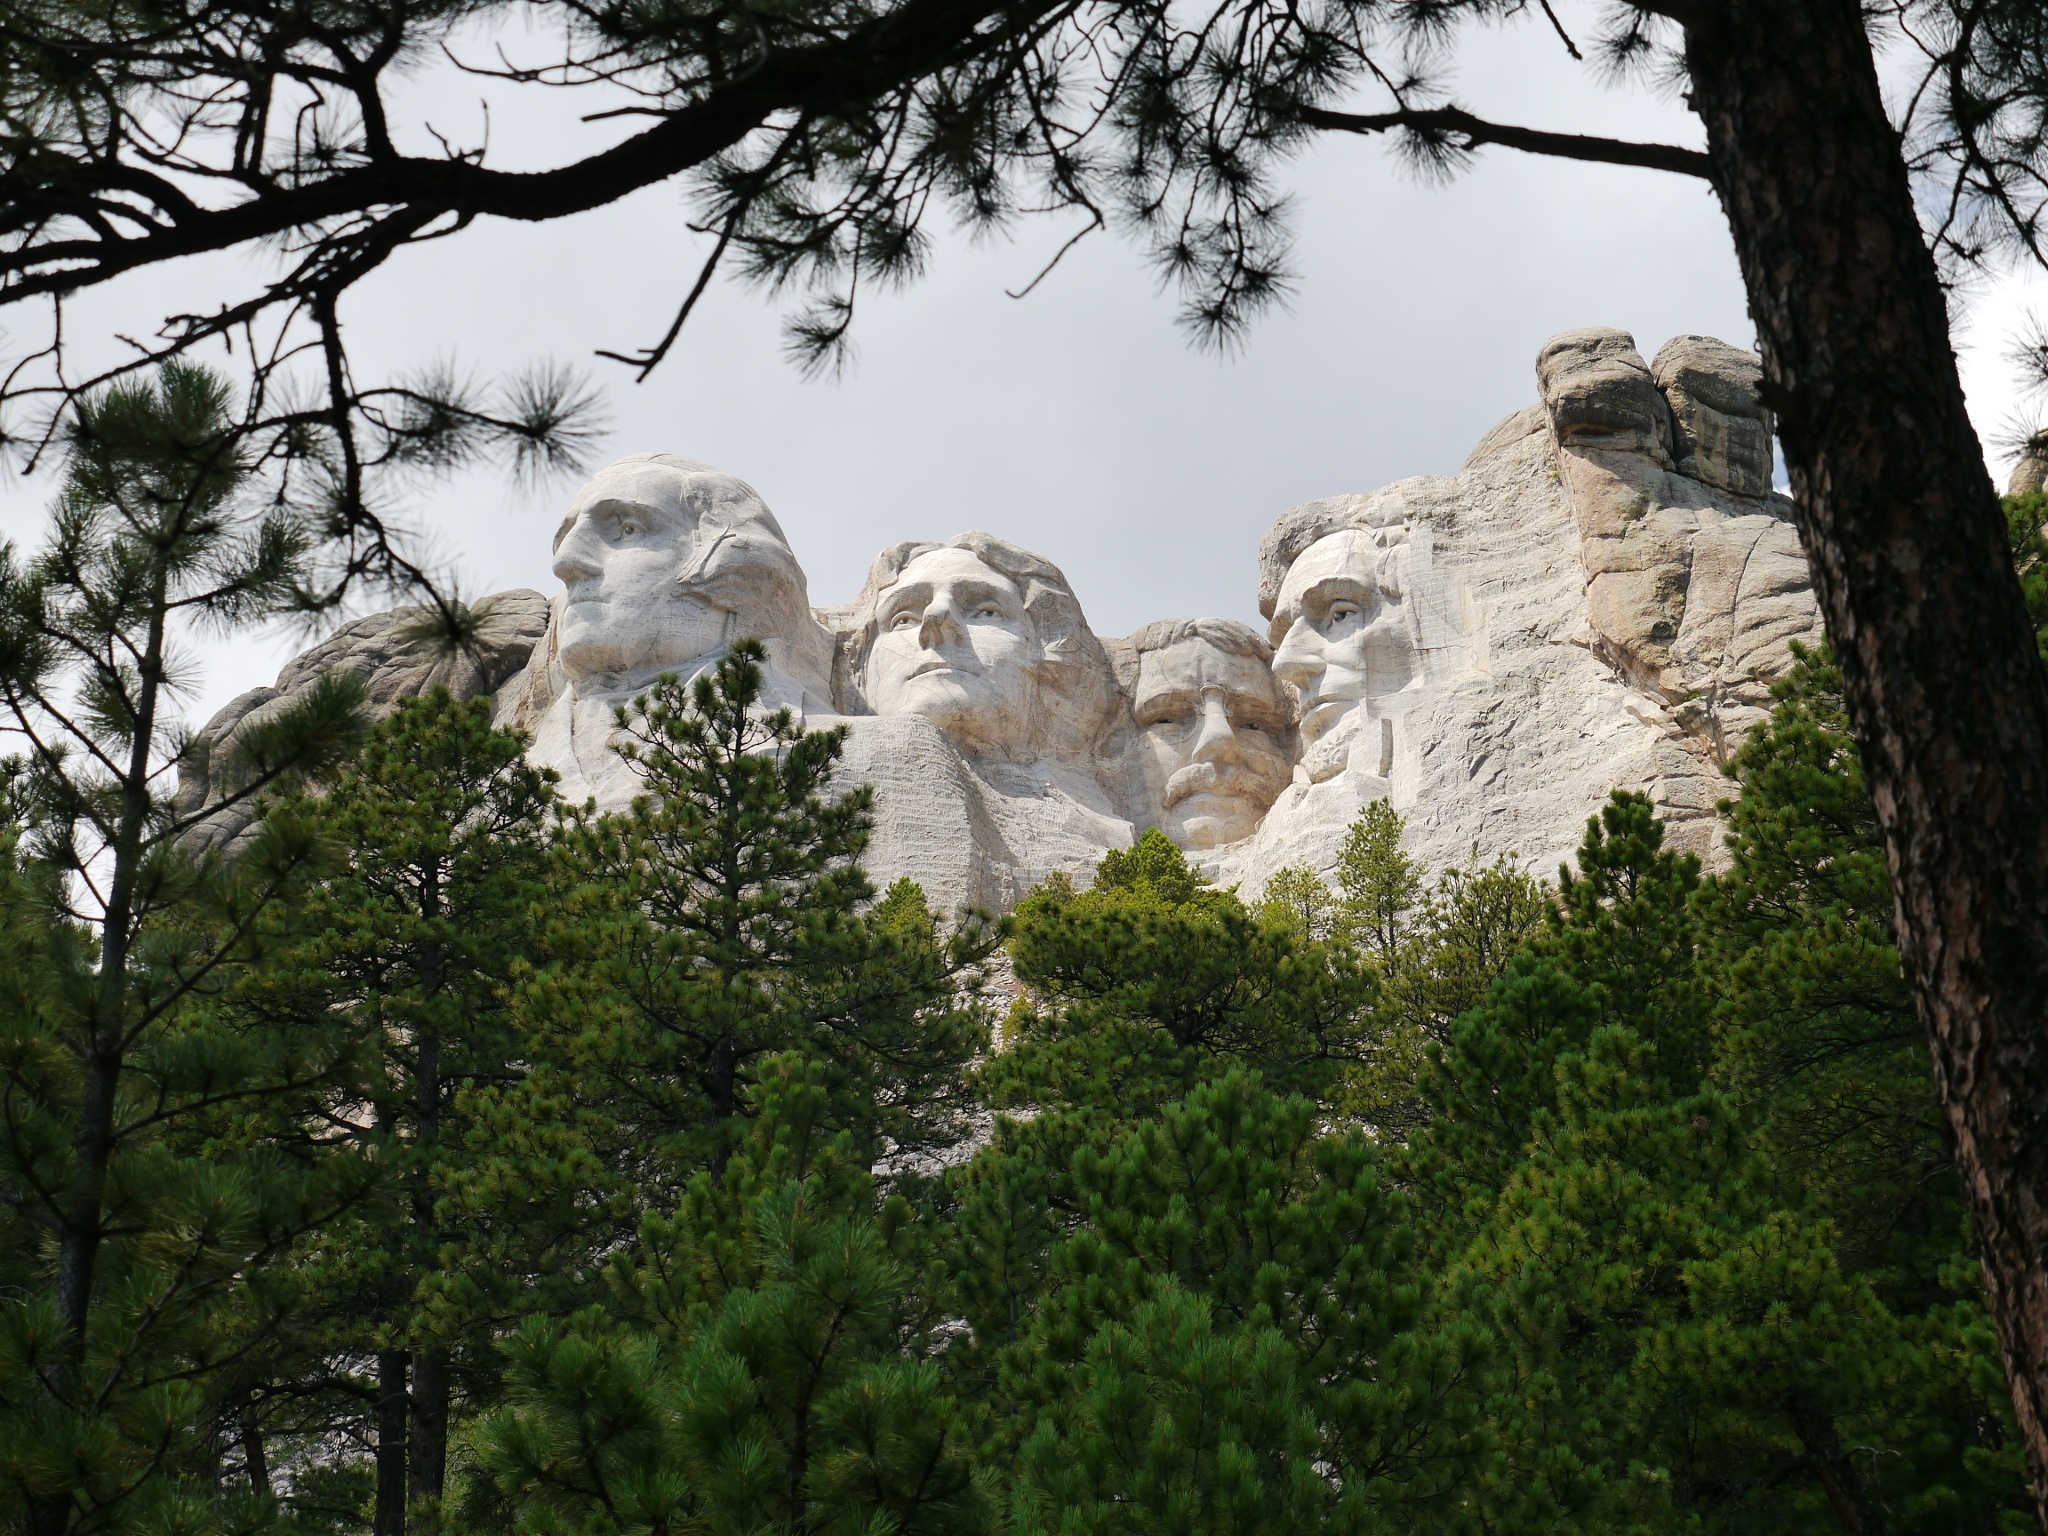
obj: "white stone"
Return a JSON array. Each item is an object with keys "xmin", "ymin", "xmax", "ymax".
[
  {"xmin": 1108, "ymin": 618, "xmax": 1293, "ymax": 852},
  {"xmin": 176, "ymin": 589, "xmax": 551, "ymax": 855},
  {"xmin": 827, "ymin": 532, "xmax": 1140, "ymax": 900},
  {"xmin": 179, "ymin": 326, "xmax": 1826, "ymax": 907},
  {"xmin": 492, "ymin": 453, "xmax": 838, "ymax": 806},
  {"xmin": 1225, "ymin": 328, "xmax": 1821, "ymax": 895}
]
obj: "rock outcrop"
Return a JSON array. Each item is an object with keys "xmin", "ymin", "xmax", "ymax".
[
  {"xmin": 175, "ymin": 590, "xmax": 551, "ymax": 854},
  {"xmin": 179, "ymin": 326, "xmax": 1823, "ymax": 901}
]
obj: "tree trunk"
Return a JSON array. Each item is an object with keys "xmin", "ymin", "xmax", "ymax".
[
  {"xmin": 408, "ymin": 878, "xmax": 447, "ymax": 1526},
  {"xmin": 407, "ymin": 1346, "xmax": 447, "ymax": 1527},
  {"xmin": 375, "ymin": 1349, "xmax": 409, "ymax": 1536},
  {"xmin": 1786, "ymin": 1390, "xmax": 1886, "ymax": 1536},
  {"xmin": 243, "ymin": 1420, "xmax": 271, "ymax": 1497},
  {"xmin": 1682, "ymin": 0, "xmax": 2048, "ymax": 1519}
]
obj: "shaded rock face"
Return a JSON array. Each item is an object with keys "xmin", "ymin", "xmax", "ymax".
[
  {"xmin": 175, "ymin": 590, "xmax": 552, "ymax": 855},
  {"xmin": 1222, "ymin": 326, "xmax": 1818, "ymax": 888},
  {"xmin": 178, "ymin": 326, "xmax": 1822, "ymax": 901}
]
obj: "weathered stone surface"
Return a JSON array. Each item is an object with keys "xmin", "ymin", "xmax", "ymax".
[
  {"xmin": 825, "ymin": 531, "xmax": 1141, "ymax": 895},
  {"xmin": 1651, "ymin": 334, "xmax": 1774, "ymax": 497},
  {"xmin": 1227, "ymin": 328, "xmax": 1820, "ymax": 892},
  {"xmin": 176, "ymin": 589, "xmax": 551, "ymax": 854},
  {"xmin": 2010, "ymin": 438, "xmax": 2048, "ymax": 496},
  {"xmin": 1106, "ymin": 617, "xmax": 1293, "ymax": 852},
  {"xmin": 494, "ymin": 453, "xmax": 840, "ymax": 807},
  {"xmin": 177, "ymin": 325, "xmax": 1825, "ymax": 905},
  {"xmin": 1536, "ymin": 326, "xmax": 1677, "ymax": 463}
]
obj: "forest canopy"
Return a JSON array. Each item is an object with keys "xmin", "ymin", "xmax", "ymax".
[{"xmin": 2, "ymin": 365, "xmax": 2039, "ymax": 1536}]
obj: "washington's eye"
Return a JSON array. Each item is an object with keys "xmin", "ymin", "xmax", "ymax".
[
  {"xmin": 974, "ymin": 604, "xmax": 1001, "ymax": 619},
  {"xmin": 889, "ymin": 610, "xmax": 921, "ymax": 630}
]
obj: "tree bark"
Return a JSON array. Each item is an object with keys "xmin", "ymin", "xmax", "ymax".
[
  {"xmin": 243, "ymin": 1421, "xmax": 271, "ymax": 1497},
  {"xmin": 375, "ymin": 1349, "xmax": 409, "ymax": 1536},
  {"xmin": 1682, "ymin": 0, "xmax": 2048, "ymax": 1520},
  {"xmin": 407, "ymin": 1346, "xmax": 447, "ymax": 1527},
  {"xmin": 1786, "ymin": 1390, "xmax": 1887, "ymax": 1536}
]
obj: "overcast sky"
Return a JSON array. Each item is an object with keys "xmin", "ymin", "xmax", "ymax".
[{"xmin": 4, "ymin": 5, "xmax": 2043, "ymax": 729}]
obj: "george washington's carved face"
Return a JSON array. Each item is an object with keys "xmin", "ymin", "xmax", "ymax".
[
  {"xmin": 1131, "ymin": 636, "xmax": 1291, "ymax": 848},
  {"xmin": 550, "ymin": 458, "xmax": 806, "ymax": 693},
  {"xmin": 862, "ymin": 547, "xmax": 1038, "ymax": 754}
]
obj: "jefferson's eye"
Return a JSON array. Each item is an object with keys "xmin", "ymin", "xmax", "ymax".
[
  {"xmin": 1325, "ymin": 602, "xmax": 1360, "ymax": 626},
  {"xmin": 973, "ymin": 604, "xmax": 1001, "ymax": 619}
]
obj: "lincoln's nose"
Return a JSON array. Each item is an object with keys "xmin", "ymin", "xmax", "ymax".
[{"xmin": 1271, "ymin": 617, "xmax": 1325, "ymax": 693}]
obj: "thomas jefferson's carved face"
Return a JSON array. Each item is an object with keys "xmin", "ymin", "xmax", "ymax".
[
  {"xmin": 1269, "ymin": 530, "xmax": 1415, "ymax": 746},
  {"xmin": 863, "ymin": 547, "xmax": 1037, "ymax": 755},
  {"xmin": 1132, "ymin": 637, "xmax": 1291, "ymax": 848}
]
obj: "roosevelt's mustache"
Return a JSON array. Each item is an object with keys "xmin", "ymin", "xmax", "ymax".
[{"xmin": 1164, "ymin": 759, "xmax": 1284, "ymax": 810}]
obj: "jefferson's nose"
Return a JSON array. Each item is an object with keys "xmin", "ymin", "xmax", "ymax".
[
  {"xmin": 552, "ymin": 517, "xmax": 604, "ymax": 583},
  {"xmin": 1189, "ymin": 689, "xmax": 1242, "ymax": 765},
  {"xmin": 1271, "ymin": 618, "xmax": 1325, "ymax": 693},
  {"xmin": 918, "ymin": 599, "xmax": 966, "ymax": 650}
]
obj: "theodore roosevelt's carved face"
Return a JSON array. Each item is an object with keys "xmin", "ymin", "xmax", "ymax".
[
  {"xmin": 1268, "ymin": 530, "xmax": 1415, "ymax": 746},
  {"xmin": 862, "ymin": 547, "xmax": 1037, "ymax": 755},
  {"xmin": 1131, "ymin": 634, "xmax": 1292, "ymax": 848},
  {"xmin": 550, "ymin": 458, "xmax": 800, "ymax": 692}
]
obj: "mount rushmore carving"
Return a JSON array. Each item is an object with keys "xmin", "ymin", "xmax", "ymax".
[{"xmin": 179, "ymin": 325, "xmax": 1824, "ymax": 908}]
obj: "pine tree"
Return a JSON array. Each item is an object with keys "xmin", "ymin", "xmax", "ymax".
[
  {"xmin": 989, "ymin": 830, "xmax": 1375, "ymax": 1125},
  {"xmin": 1697, "ymin": 646, "xmax": 2027, "ymax": 1525},
  {"xmin": 1255, "ymin": 808, "xmax": 1548, "ymax": 1139},
  {"xmin": 1332, "ymin": 800, "xmax": 1422, "ymax": 964},
  {"xmin": 523, "ymin": 642, "xmax": 993, "ymax": 1193},
  {"xmin": 218, "ymin": 691, "xmax": 560, "ymax": 1536},
  {"xmin": 476, "ymin": 1057, "xmax": 986, "ymax": 1536},
  {"xmin": 1403, "ymin": 782, "xmax": 2030, "ymax": 1531},
  {"xmin": 0, "ymin": 366, "xmax": 372, "ymax": 1536},
  {"xmin": 977, "ymin": 1072, "xmax": 1483, "ymax": 1534},
  {"xmin": 2005, "ymin": 491, "xmax": 2048, "ymax": 664}
]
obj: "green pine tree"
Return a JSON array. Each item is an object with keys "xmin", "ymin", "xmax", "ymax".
[
  {"xmin": 0, "ymin": 366, "xmax": 371, "ymax": 1536},
  {"xmin": 989, "ymin": 830, "xmax": 1376, "ymax": 1124},
  {"xmin": 476, "ymin": 1057, "xmax": 986, "ymax": 1536},
  {"xmin": 222, "ymin": 690, "xmax": 559, "ymax": 1536},
  {"xmin": 973, "ymin": 1071, "xmax": 1483, "ymax": 1534},
  {"xmin": 1332, "ymin": 799, "xmax": 1422, "ymax": 964},
  {"xmin": 521, "ymin": 641, "xmax": 993, "ymax": 1193}
]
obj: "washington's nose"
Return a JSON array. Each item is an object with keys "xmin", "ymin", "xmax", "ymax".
[
  {"xmin": 1190, "ymin": 689, "xmax": 1242, "ymax": 764},
  {"xmin": 552, "ymin": 517, "xmax": 604, "ymax": 583},
  {"xmin": 1271, "ymin": 618, "xmax": 1325, "ymax": 692}
]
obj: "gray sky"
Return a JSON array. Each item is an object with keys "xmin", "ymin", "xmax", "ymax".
[{"xmin": 3, "ymin": 6, "xmax": 2040, "ymax": 729}]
